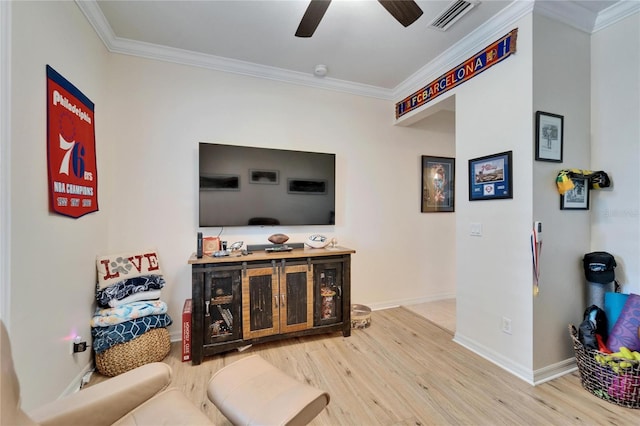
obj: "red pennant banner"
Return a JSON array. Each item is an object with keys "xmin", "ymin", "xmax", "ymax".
[{"xmin": 46, "ymin": 65, "xmax": 98, "ymax": 218}]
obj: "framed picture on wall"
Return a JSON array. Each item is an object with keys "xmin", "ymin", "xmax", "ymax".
[
  {"xmin": 535, "ymin": 111, "xmax": 564, "ymax": 162},
  {"xmin": 421, "ymin": 156, "xmax": 455, "ymax": 213},
  {"xmin": 287, "ymin": 179, "xmax": 327, "ymax": 194},
  {"xmin": 249, "ymin": 169, "xmax": 279, "ymax": 184},
  {"xmin": 199, "ymin": 174, "xmax": 240, "ymax": 191},
  {"xmin": 468, "ymin": 151, "xmax": 513, "ymax": 201},
  {"xmin": 560, "ymin": 177, "xmax": 589, "ymax": 210}
]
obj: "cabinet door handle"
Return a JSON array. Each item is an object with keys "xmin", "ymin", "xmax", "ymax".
[
  {"xmin": 281, "ymin": 294, "xmax": 286, "ymax": 306},
  {"xmin": 274, "ymin": 295, "xmax": 279, "ymax": 308}
]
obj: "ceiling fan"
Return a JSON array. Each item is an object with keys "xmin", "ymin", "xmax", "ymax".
[{"xmin": 295, "ymin": 0, "xmax": 424, "ymax": 37}]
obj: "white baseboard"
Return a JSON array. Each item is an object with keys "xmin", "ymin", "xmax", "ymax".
[
  {"xmin": 60, "ymin": 361, "xmax": 94, "ymax": 398},
  {"xmin": 170, "ymin": 330, "xmax": 182, "ymax": 342},
  {"xmin": 454, "ymin": 332, "xmax": 535, "ymax": 384},
  {"xmin": 364, "ymin": 292, "xmax": 456, "ymax": 311},
  {"xmin": 453, "ymin": 332, "xmax": 577, "ymax": 386},
  {"xmin": 533, "ymin": 357, "xmax": 577, "ymax": 385}
]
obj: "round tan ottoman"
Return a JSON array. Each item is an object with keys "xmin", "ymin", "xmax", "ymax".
[{"xmin": 95, "ymin": 327, "xmax": 170, "ymax": 377}]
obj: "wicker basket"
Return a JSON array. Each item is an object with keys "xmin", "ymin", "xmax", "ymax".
[
  {"xmin": 351, "ymin": 304, "xmax": 371, "ymax": 329},
  {"xmin": 95, "ymin": 327, "xmax": 171, "ymax": 377},
  {"xmin": 569, "ymin": 325, "xmax": 640, "ymax": 408}
]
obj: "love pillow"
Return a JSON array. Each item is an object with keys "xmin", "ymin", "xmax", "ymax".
[{"xmin": 96, "ymin": 249, "xmax": 163, "ymax": 290}]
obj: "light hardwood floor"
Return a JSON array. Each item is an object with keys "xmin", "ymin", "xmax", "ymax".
[
  {"xmin": 88, "ymin": 307, "xmax": 638, "ymax": 425},
  {"xmin": 404, "ymin": 299, "xmax": 456, "ymax": 334}
]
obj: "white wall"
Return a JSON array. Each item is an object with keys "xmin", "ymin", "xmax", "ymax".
[
  {"xmin": 8, "ymin": 2, "xmax": 457, "ymax": 410},
  {"xmin": 10, "ymin": 0, "xmax": 636, "ymax": 412},
  {"xmin": 102, "ymin": 53, "xmax": 458, "ymax": 342},
  {"xmin": 0, "ymin": 0, "xmax": 11, "ymax": 325},
  {"xmin": 532, "ymin": 14, "xmax": 591, "ymax": 371},
  {"xmin": 453, "ymin": 15, "xmax": 535, "ymax": 380},
  {"xmin": 10, "ymin": 1, "xmax": 109, "ymax": 411},
  {"xmin": 591, "ymin": 12, "xmax": 640, "ymax": 294}
]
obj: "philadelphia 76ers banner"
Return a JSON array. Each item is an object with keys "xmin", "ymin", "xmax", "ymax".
[{"xmin": 46, "ymin": 65, "xmax": 98, "ymax": 218}]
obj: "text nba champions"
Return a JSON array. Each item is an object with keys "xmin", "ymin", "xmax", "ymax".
[{"xmin": 51, "ymin": 90, "xmax": 94, "ymax": 206}]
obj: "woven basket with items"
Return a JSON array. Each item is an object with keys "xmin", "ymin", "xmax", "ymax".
[
  {"xmin": 95, "ymin": 327, "xmax": 171, "ymax": 377},
  {"xmin": 92, "ymin": 249, "xmax": 173, "ymax": 376},
  {"xmin": 569, "ymin": 325, "xmax": 640, "ymax": 408}
]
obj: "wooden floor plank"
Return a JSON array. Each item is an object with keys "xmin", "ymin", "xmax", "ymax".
[{"xmin": 86, "ymin": 307, "xmax": 639, "ymax": 425}]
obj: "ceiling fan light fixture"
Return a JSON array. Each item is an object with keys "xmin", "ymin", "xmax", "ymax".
[
  {"xmin": 314, "ymin": 64, "xmax": 328, "ymax": 77},
  {"xmin": 429, "ymin": 0, "xmax": 480, "ymax": 31}
]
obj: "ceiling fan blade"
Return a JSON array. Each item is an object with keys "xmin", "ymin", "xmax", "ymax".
[
  {"xmin": 295, "ymin": 0, "xmax": 332, "ymax": 38},
  {"xmin": 378, "ymin": 0, "xmax": 423, "ymax": 27}
]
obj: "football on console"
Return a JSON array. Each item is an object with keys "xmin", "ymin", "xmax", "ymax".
[{"xmin": 306, "ymin": 234, "xmax": 329, "ymax": 249}]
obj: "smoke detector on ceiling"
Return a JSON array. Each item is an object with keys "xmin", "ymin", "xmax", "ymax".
[
  {"xmin": 429, "ymin": 0, "xmax": 480, "ymax": 31},
  {"xmin": 314, "ymin": 64, "xmax": 328, "ymax": 77}
]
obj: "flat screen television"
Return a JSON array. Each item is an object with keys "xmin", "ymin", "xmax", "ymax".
[{"xmin": 199, "ymin": 143, "xmax": 336, "ymax": 227}]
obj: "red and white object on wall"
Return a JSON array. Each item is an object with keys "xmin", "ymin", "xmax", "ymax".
[
  {"xmin": 46, "ymin": 65, "xmax": 98, "ymax": 218},
  {"xmin": 182, "ymin": 299, "xmax": 192, "ymax": 362}
]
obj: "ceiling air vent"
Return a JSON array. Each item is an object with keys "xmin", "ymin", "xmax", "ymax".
[{"xmin": 429, "ymin": 0, "xmax": 480, "ymax": 31}]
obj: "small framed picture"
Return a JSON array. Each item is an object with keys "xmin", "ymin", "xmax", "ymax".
[
  {"xmin": 249, "ymin": 169, "xmax": 279, "ymax": 184},
  {"xmin": 535, "ymin": 111, "xmax": 564, "ymax": 162},
  {"xmin": 468, "ymin": 151, "xmax": 513, "ymax": 201},
  {"xmin": 199, "ymin": 174, "xmax": 240, "ymax": 191},
  {"xmin": 421, "ymin": 156, "xmax": 455, "ymax": 213},
  {"xmin": 560, "ymin": 177, "xmax": 589, "ymax": 210},
  {"xmin": 287, "ymin": 179, "xmax": 327, "ymax": 194}
]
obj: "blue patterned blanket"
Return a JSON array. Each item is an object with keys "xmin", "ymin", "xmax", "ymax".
[
  {"xmin": 91, "ymin": 314, "xmax": 172, "ymax": 353},
  {"xmin": 91, "ymin": 300, "xmax": 168, "ymax": 327},
  {"xmin": 96, "ymin": 275, "xmax": 165, "ymax": 307}
]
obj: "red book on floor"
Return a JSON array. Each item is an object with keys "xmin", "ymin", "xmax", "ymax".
[{"xmin": 182, "ymin": 299, "xmax": 192, "ymax": 362}]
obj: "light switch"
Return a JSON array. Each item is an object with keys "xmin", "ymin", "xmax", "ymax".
[{"xmin": 470, "ymin": 223, "xmax": 482, "ymax": 236}]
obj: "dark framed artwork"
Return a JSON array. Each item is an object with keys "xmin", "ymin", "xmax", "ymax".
[
  {"xmin": 421, "ymin": 156, "xmax": 455, "ymax": 213},
  {"xmin": 560, "ymin": 177, "xmax": 589, "ymax": 210},
  {"xmin": 287, "ymin": 179, "xmax": 327, "ymax": 194},
  {"xmin": 535, "ymin": 111, "xmax": 564, "ymax": 162},
  {"xmin": 249, "ymin": 169, "xmax": 279, "ymax": 184},
  {"xmin": 468, "ymin": 151, "xmax": 513, "ymax": 201},
  {"xmin": 199, "ymin": 174, "xmax": 240, "ymax": 191}
]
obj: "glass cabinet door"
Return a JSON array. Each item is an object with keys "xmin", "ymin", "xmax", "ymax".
[
  {"xmin": 314, "ymin": 261, "xmax": 343, "ymax": 326},
  {"xmin": 203, "ymin": 268, "xmax": 241, "ymax": 344}
]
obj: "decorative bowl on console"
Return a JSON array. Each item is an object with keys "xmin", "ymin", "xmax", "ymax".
[
  {"xmin": 268, "ymin": 233, "xmax": 289, "ymax": 245},
  {"xmin": 305, "ymin": 234, "xmax": 329, "ymax": 249}
]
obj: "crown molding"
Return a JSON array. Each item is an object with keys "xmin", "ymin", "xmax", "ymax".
[
  {"xmin": 593, "ymin": 0, "xmax": 640, "ymax": 33},
  {"xmin": 534, "ymin": 0, "xmax": 640, "ymax": 34},
  {"xmin": 76, "ymin": 0, "xmax": 530, "ymax": 101},
  {"xmin": 392, "ymin": 0, "xmax": 534, "ymax": 100},
  {"xmin": 534, "ymin": 0, "xmax": 598, "ymax": 33},
  {"xmin": 74, "ymin": 0, "xmax": 391, "ymax": 100},
  {"xmin": 76, "ymin": 0, "xmax": 637, "ymax": 102}
]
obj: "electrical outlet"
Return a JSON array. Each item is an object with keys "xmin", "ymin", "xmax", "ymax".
[
  {"xmin": 501, "ymin": 317, "xmax": 512, "ymax": 335},
  {"xmin": 470, "ymin": 222, "xmax": 483, "ymax": 236},
  {"xmin": 71, "ymin": 336, "xmax": 87, "ymax": 354},
  {"xmin": 73, "ymin": 341, "xmax": 87, "ymax": 353}
]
